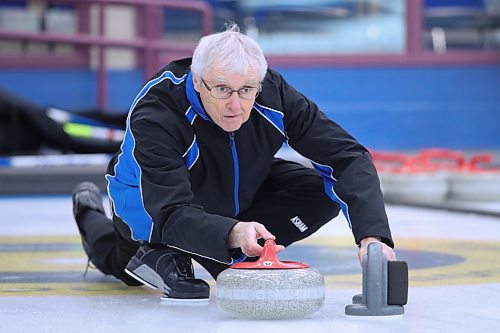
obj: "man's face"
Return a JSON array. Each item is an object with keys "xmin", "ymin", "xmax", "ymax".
[{"xmin": 193, "ymin": 67, "xmax": 260, "ymax": 132}]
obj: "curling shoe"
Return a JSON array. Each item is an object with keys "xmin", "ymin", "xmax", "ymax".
[
  {"xmin": 125, "ymin": 243, "xmax": 210, "ymax": 302},
  {"xmin": 71, "ymin": 181, "xmax": 106, "ymax": 256}
]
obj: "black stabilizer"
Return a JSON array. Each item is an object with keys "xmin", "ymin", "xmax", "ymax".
[{"xmin": 388, "ymin": 261, "xmax": 408, "ymax": 305}]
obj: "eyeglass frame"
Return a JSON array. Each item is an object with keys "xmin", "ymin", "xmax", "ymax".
[{"xmin": 201, "ymin": 78, "xmax": 261, "ymax": 100}]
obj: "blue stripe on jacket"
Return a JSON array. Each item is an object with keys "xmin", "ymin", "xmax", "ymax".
[
  {"xmin": 106, "ymin": 71, "xmax": 187, "ymax": 241},
  {"xmin": 253, "ymin": 102, "xmax": 285, "ymax": 137},
  {"xmin": 310, "ymin": 160, "xmax": 352, "ymax": 229}
]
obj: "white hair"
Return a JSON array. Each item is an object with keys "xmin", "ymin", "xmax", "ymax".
[{"xmin": 191, "ymin": 23, "xmax": 267, "ymax": 82}]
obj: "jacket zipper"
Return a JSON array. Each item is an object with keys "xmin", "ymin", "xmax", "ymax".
[{"xmin": 229, "ymin": 132, "xmax": 240, "ymax": 216}]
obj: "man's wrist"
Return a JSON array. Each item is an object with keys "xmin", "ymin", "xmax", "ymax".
[
  {"xmin": 226, "ymin": 221, "xmax": 241, "ymax": 249},
  {"xmin": 359, "ymin": 236, "xmax": 382, "ymax": 247}
]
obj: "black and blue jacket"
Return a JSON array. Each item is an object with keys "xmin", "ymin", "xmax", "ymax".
[{"xmin": 106, "ymin": 58, "xmax": 392, "ymax": 264}]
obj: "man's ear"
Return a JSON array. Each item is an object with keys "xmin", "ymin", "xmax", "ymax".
[{"xmin": 192, "ymin": 75, "xmax": 201, "ymax": 93}]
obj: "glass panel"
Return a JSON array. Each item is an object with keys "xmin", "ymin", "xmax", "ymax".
[
  {"xmin": 163, "ymin": 8, "xmax": 204, "ymax": 41},
  {"xmin": 423, "ymin": 0, "xmax": 500, "ymax": 51},
  {"xmin": 0, "ymin": 2, "xmax": 78, "ymax": 56},
  {"xmin": 209, "ymin": 0, "xmax": 406, "ymax": 54}
]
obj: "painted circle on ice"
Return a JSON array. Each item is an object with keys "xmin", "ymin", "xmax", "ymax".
[{"xmin": 0, "ymin": 236, "xmax": 499, "ymax": 295}]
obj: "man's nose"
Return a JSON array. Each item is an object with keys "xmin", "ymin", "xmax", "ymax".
[{"xmin": 227, "ymin": 91, "xmax": 241, "ymax": 108}]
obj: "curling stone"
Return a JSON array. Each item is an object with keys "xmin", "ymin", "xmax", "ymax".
[
  {"xmin": 382, "ymin": 170, "xmax": 448, "ymax": 204},
  {"xmin": 374, "ymin": 151, "xmax": 449, "ymax": 205},
  {"xmin": 345, "ymin": 242, "xmax": 408, "ymax": 316},
  {"xmin": 216, "ymin": 240, "xmax": 324, "ymax": 319},
  {"xmin": 450, "ymin": 154, "xmax": 500, "ymax": 202}
]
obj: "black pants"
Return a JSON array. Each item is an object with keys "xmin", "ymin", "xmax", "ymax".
[{"xmin": 79, "ymin": 159, "xmax": 340, "ymax": 284}]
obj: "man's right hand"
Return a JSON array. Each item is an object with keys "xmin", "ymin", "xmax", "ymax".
[{"xmin": 227, "ymin": 221, "xmax": 285, "ymax": 257}]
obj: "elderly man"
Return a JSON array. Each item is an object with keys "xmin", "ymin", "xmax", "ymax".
[{"xmin": 72, "ymin": 23, "xmax": 395, "ymax": 303}]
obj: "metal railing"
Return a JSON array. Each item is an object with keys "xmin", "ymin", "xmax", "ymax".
[{"xmin": 0, "ymin": 0, "xmax": 213, "ymax": 109}]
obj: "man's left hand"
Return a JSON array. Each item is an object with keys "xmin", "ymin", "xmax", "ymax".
[{"xmin": 358, "ymin": 237, "xmax": 396, "ymax": 265}]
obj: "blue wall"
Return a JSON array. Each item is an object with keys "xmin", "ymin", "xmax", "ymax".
[
  {"xmin": 1, "ymin": 65, "xmax": 499, "ymax": 149},
  {"xmin": 279, "ymin": 65, "xmax": 500, "ymax": 150},
  {"xmin": 0, "ymin": 69, "xmax": 143, "ymax": 112}
]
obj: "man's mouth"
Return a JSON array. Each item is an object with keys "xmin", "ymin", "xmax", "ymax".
[{"xmin": 224, "ymin": 114, "xmax": 242, "ymax": 118}]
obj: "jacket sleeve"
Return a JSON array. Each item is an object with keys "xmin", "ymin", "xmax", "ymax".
[
  {"xmin": 274, "ymin": 71, "xmax": 394, "ymax": 248},
  {"xmin": 129, "ymin": 103, "xmax": 238, "ymax": 264}
]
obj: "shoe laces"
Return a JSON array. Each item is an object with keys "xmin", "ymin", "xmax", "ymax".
[
  {"xmin": 173, "ymin": 254, "xmax": 195, "ymax": 278},
  {"xmin": 83, "ymin": 258, "xmax": 96, "ymax": 278}
]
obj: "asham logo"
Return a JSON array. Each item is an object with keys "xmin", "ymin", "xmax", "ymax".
[{"xmin": 290, "ymin": 216, "xmax": 308, "ymax": 232}]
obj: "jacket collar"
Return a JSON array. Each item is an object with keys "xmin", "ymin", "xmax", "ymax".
[{"xmin": 186, "ymin": 71, "xmax": 211, "ymax": 121}]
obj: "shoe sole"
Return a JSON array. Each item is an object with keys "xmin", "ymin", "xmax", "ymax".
[
  {"xmin": 125, "ymin": 257, "xmax": 209, "ymax": 300},
  {"xmin": 73, "ymin": 181, "xmax": 105, "ymax": 260},
  {"xmin": 72, "ymin": 182, "xmax": 106, "ymax": 216},
  {"xmin": 124, "ymin": 265, "xmax": 160, "ymax": 290},
  {"xmin": 160, "ymin": 296, "xmax": 209, "ymax": 306}
]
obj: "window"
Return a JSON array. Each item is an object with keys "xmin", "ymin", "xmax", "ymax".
[
  {"xmin": 211, "ymin": 0, "xmax": 407, "ymax": 54},
  {"xmin": 0, "ymin": 1, "xmax": 78, "ymax": 56},
  {"xmin": 423, "ymin": 0, "xmax": 500, "ymax": 52}
]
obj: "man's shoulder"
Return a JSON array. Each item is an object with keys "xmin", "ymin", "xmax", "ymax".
[
  {"xmin": 137, "ymin": 58, "xmax": 191, "ymax": 116},
  {"xmin": 263, "ymin": 67, "xmax": 283, "ymax": 83},
  {"xmin": 152, "ymin": 58, "xmax": 192, "ymax": 80},
  {"xmin": 257, "ymin": 67, "xmax": 286, "ymax": 106}
]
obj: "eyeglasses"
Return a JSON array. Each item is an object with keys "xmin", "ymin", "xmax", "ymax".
[{"xmin": 201, "ymin": 78, "xmax": 261, "ymax": 100}]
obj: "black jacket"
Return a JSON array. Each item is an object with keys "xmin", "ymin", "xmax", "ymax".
[{"xmin": 106, "ymin": 58, "xmax": 392, "ymax": 264}]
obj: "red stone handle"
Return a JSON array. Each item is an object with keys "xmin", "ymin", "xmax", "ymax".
[{"xmin": 231, "ymin": 240, "xmax": 309, "ymax": 269}]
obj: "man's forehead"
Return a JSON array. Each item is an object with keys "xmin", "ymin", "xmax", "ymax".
[{"xmin": 205, "ymin": 67, "xmax": 259, "ymax": 84}]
